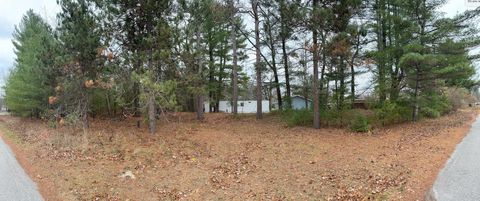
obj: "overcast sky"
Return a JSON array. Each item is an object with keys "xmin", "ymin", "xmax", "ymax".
[
  {"xmin": 0, "ymin": 0, "xmax": 476, "ymax": 91},
  {"xmin": 0, "ymin": 0, "xmax": 59, "ymax": 88}
]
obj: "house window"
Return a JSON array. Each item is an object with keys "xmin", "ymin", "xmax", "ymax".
[{"xmin": 240, "ymin": 103, "xmax": 244, "ymax": 107}]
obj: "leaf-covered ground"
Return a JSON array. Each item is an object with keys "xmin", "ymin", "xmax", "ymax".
[{"xmin": 0, "ymin": 109, "xmax": 477, "ymax": 201}]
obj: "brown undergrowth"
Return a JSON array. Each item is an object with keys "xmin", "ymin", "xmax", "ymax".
[{"xmin": 0, "ymin": 109, "xmax": 477, "ymax": 201}]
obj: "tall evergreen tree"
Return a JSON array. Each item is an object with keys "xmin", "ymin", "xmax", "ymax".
[
  {"xmin": 252, "ymin": 0, "xmax": 263, "ymax": 119},
  {"xmin": 5, "ymin": 10, "xmax": 57, "ymax": 117},
  {"xmin": 56, "ymin": 0, "xmax": 105, "ymax": 129},
  {"xmin": 311, "ymin": 0, "xmax": 320, "ymax": 128}
]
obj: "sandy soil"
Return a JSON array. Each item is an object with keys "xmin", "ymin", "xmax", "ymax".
[{"xmin": 0, "ymin": 109, "xmax": 477, "ymax": 201}]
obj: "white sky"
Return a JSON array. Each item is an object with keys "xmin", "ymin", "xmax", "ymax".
[
  {"xmin": 0, "ymin": 0, "xmax": 476, "ymax": 93},
  {"xmin": 0, "ymin": 0, "xmax": 59, "ymax": 88}
]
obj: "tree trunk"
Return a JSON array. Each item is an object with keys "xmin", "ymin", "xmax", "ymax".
[
  {"xmin": 265, "ymin": 17, "xmax": 282, "ymax": 110},
  {"xmin": 196, "ymin": 28, "xmax": 205, "ymax": 121},
  {"xmin": 350, "ymin": 34, "xmax": 361, "ymax": 108},
  {"xmin": 319, "ymin": 34, "xmax": 327, "ymax": 110},
  {"xmin": 334, "ymin": 67, "xmax": 339, "ymax": 109},
  {"xmin": 147, "ymin": 93, "xmax": 156, "ymax": 134},
  {"xmin": 282, "ymin": 38, "xmax": 290, "ymax": 108},
  {"xmin": 351, "ymin": 63, "xmax": 355, "ymax": 108},
  {"xmin": 81, "ymin": 106, "xmax": 89, "ymax": 129},
  {"xmin": 197, "ymin": 94, "xmax": 204, "ymax": 120},
  {"xmin": 217, "ymin": 53, "xmax": 225, "ymax": 113},
  {"xmin": 133, "ymin": 57, "xmax": 142, "ymax": 116},
  {"xmin": 279, "ymin": 0, "xmax": 291, "ymax": 108},
  {"xmin": 413, "ymin": 66, "xmax": 420, "ymax": 122},
  {"xmin": 390, "ymin": 66, "xmax": 400, "ymax": 102},
  {"xmin": 339, "ymin": 57, "xmax": 346, "ymax": 109},
  {"xmin": 80, "ymin": 83, "xmax": 89, "ymax": 129},
  {"xmin": 106, "ymin": 91, "xmax": 112, "ymax": 116},
  {"xmin": 253, "ymin": 0, "xmax": 263, "ymax": 119},
  {"xmin": 312, "ymin": 0, "xmax": 320, "ymax": 129},
  {"xmin": 208, "ymin": 47, "xmax": 215, "ymax": 112},
  {"xmin": 272, "ymin": 62, "xmax": 281, "ymax": 110},
  {"xmin": 230, "ymin": 2, "xmax": 238, "ymax": 115},
  {"xmin": 376, "ymin": 0, "xmax": 387, "ymax": 103},
  {"xmin": 413, "ymin": 1, "xmax": 427, "ymax": 122}
]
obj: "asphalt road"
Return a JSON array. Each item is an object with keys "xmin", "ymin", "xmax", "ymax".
[
  {"xmin": 0, "ymin": 136, "xmax": 43, "ymax": 201},
  {"xmin": 430, "ymin": 116, "xmax": 480, "ymax": 201}
]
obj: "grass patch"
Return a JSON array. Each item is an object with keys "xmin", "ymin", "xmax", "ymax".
[{"xmin": 0, "ymin": 124, "xmax": 23, "ymax": 144}]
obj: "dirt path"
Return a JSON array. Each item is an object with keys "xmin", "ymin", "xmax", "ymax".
[
  {"xmin": 0, "ymin": 136, "xmax": 43, "ymax": 201},
  {"xmin": 430, "ymin": 115, "xmax": 480, "ymax": 201}
]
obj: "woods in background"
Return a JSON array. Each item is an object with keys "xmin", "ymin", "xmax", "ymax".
[{"xmin": 5, "ymin": 0, "xmax": 480, "ymax": 133}]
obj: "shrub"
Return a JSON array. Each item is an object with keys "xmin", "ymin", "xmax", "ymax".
[
  {"xmin": 319, "ymin": 109, "xmax": 343, "ymax": 127},
  {"xmin": 281, "ymin": 109, "xmax": 313, "ymax": 127},
  {"xmin": 281, "ymin": 108, "xmax": 372, "ymax": 132},
  {"xmin": 374, "ymin": 101, "xmax": 411, "ymax": 126},
  {"xmin": 421, "ymin": 107, "xmax": 440, "ymax": 118},
  {"xmin": 319, "ymin": 109, "xmax": 365, "ymax": 127},
  {"xmin": 349, "ymin": 113, "xmax": 371, "ymax": 132},
  {"xmin": 444, "ymin": 87, "xmax": 476, "ymax": 111},
  {"xmin": 420, "ymin": 93, "xmax": 451, "ymax": 118}
]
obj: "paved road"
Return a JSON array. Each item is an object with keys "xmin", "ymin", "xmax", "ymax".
[
  {"xmin": 0, "ymin": 136, "xmax": 43, "ymax": 201},
  {"xmin": 430, "ymin": 116, "xmax": 480, "ymax": 201}
]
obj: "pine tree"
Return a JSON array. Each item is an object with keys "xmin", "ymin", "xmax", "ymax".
[
  {"xmin": 261, "ymin": 1, "xmax": 283, "ymax": 110},
  {"xmin": 252, "ymin": 0, "xmax": 263, "ymax": 119},
  {"xmin": 229, "ymin": 0, "xmax": 239, "ymax": 115},
  {"xmin": 5, "ymin": 10, "xmax": 57, "ymax": 117},
  {"xmin": 311, "ymin": 0, "xmax": 320, "ymax": 128},
  {"xmin": 56, "ymin": 0, "xmax": 105, "ymax": 129}
]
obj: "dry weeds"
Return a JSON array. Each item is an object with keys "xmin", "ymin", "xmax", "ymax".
[{"xmin": 0, "ymin": 109, "xmax": 477, "ymax": 201}]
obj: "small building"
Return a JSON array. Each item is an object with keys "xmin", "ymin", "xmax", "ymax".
[
  {"xmin": 291, "ymin": 95, "xmax": 312, "ymax": 110},
  {"xmin": 353, "ymin": 99, "xmax": 368, "ymax": 109},
  {"xmin": 204, "ymin": 100, "xmax": 270, "ymax": 114}
]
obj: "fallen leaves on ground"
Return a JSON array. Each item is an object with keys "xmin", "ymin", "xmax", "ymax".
[{"xmin": 0, "ymin": 109, "xmax": 476, "ymax": 200}]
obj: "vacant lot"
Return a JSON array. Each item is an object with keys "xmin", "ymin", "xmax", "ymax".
[{"xmin": 0, "ymin": 109, "xmax": 477, "ymax": 201}]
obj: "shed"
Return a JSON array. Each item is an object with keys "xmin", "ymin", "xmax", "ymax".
[
  {"xmin": 353, "ymin": 99, "xmax": 367, "ymax": 109},
  {"xmin": 291, "ymin": 95, "xmax": 312, "ymax": 110}
]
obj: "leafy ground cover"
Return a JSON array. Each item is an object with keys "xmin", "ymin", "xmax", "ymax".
[{"xmin": 0, "ymin": 109, "xmax": 477, "ymax": 200}]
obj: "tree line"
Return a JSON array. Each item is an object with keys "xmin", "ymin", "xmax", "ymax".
[{"xmin": 5, "ymin": 0, "xmax": 480, "ymax": 133}]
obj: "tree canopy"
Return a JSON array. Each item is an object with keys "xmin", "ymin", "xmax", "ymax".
[{"xmin": 4, "ymin": 0, "xmax": 480, "ymax": 132}]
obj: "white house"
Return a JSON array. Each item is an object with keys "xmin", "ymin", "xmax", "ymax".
[{"xmin": 204, "ymin": 100, "xmax": 270, "ymax": 113}]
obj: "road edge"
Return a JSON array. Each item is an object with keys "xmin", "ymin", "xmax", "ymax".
[
  {"xmin": 425, "ymin": 188, "xmax": 437, "ymax": 201},
  {"xmin": 423, "ymin": 111, "xmax": 479, "ymax": 201},
  {"xmin": 0, "ymin": 126, "xmax": 61, "ymax": 201}
]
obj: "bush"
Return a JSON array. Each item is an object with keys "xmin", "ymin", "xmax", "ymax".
[
  {"xmin": 374, "ymin": 101, "xmax": 411, "ymax": 126},
  {"xmin": 282, "ymin": 108, "xmax": 363, "ymax": 128},
  {"xmin": 444, "ymin": 87, "xmax": 476, "ymax": 111},
  {"xmin": 420, "ymin": 93, "xmax": 451, "ymax": 118},
  {"xmin": 349, "ymin": 113, "xmax": 371, "ymax": 132},
  {"xmin": 281, "ymin": 109, "xmax": 313, "ymax": 127},
  {"xmin": 319, "ymin": 109, "xmax": 343, "ymax": 127},
  {"xmin": 421, "ymin": 107, "xmax": 441, "ymax": 118},
  {"xmin": 319, "ymin": 109, "xmax": 362, "ymax": 127}
]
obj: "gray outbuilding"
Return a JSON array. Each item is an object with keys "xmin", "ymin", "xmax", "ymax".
[{"xmin": 290, "ymin": 95, "xmax": 312, "ymax": 110}]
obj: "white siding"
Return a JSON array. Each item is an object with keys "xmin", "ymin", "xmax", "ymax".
[{"xmin": 204, "ymin": 100, "xmax": 270, "ymax": 113}]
